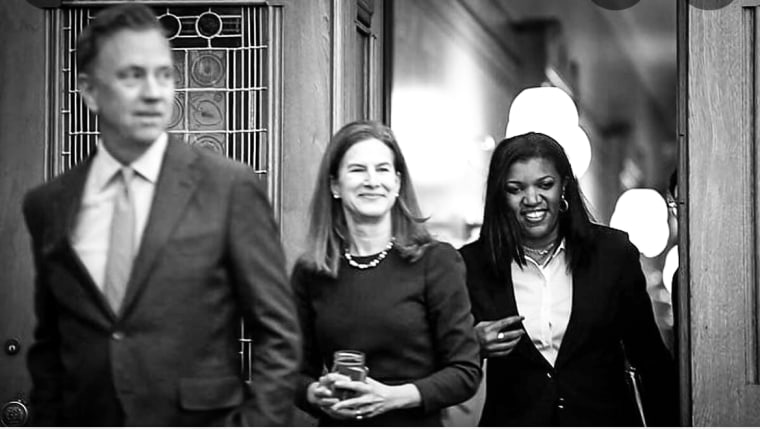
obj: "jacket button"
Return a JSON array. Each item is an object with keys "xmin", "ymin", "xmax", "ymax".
[
  {"xmin": 112, "ymin": 331, "xmax": 125, "ymax": 341},
  {"xmin": 546, "ymin": 372, "xmax": 552, "ymax": 379}
]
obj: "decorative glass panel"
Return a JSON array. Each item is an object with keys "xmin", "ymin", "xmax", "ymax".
[{"xmin": 56, "ymin": 5, "xmax": 270, "ymax": 177}]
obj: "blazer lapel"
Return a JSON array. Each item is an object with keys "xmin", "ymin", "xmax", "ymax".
[
  {"xmin": 502, "ymin": 274, "xmax": 554, "ymax": 368},
  {"xmin": 46, "ymin": 161, "xmax": 91, "ymax": 254},
  {"xmin": 479, "ymin": 249, "xmax": 550, "ymax": 368},
  {"xmin": 554, "ymin": 259, "xmax": 596, "ymax": 368},
  {"xmin": 45, "ymin": 158, "xmax": 120, "ymax": 318},
  {"xmin": 119, "ymin": 138, "xmax": 199, "ymax": 317}
]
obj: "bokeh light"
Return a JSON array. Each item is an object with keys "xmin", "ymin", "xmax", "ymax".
[
  {"xmin": 662, "ymin": 245, "xmax": 679, "ymax": 293},
  {"xmin": 505, "ymin": 86, "xmax": 592, "ymax": 178},
  {"xmin": 609, "ymin": 188, "xmax": 670, "ymax": 258}
]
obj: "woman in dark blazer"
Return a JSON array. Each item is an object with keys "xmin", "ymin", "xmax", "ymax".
[{"xmin": 460, "ymin": 132, "xmax": 677, "ymax": 426}]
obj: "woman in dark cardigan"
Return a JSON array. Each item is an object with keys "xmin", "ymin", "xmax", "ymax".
[
  {"xmin": 460, "ymin": 132, "xmax": 677, "ymax": 426},
  {"xmin": 292, "ymin": 120, "xmax": 481, "ymax": 426}
]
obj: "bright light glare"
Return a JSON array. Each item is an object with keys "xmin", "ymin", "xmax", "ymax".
[
  {"xmin": 508, "ymin": 87, "xmax": 579, "ymax": 127},
  {"xmin": 505, "ymin": 87, "xmax": 591, "ymax": 178},
  {"xmin": 609, "ymin": 188, "xmax": 670, "ymax": 258},
  {"xmin": 662, "ymin": 245, "xmax": 679, "ymax": 293}
]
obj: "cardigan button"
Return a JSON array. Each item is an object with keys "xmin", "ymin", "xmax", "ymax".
[{"xmin": 112, "ymin": 331, "xmax": 125, "ymax": 341}]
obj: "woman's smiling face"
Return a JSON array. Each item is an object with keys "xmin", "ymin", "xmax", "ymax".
[
  {"xmin": 504, "ymin": 157, "xmax": 564, "ymax": 248},
  {"xmin": 331, "ymin": 138, "xmax": 401, "ymax": 224}
]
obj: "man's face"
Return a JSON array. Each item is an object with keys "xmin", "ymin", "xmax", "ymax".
[{"xmin": 79, "ymin": 28, "xmax": 175, "ymax": 152}]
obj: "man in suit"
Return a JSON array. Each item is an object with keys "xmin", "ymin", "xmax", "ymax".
[{"xmin": 22, "ymin": 4, "xmax": 301, "ymax": 426}]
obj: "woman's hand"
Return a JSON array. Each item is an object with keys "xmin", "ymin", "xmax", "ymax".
[
  {"xmin": 329, "ymin": 377, "xmax": 421, "ymax": 420},
  {"xmin": 306, "ymin": 373, "xmax": 356, "ymax": 420},
  {"xmin": 475, "ymin": 315, "xmax": 525, "ymax": 358}
]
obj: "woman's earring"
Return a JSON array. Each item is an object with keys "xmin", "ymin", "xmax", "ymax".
[
  {"xmin": 560, "ymin": 194, "xmax": 569, "ymax": 212},
  {"xmin": 332, "ymin": 193, "xmax": 340, "ymax": 199}
]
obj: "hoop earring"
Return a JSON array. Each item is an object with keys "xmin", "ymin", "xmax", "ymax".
[{"xmin": 560, "ymin": 194, "xmax": 569, "ymax": 212}]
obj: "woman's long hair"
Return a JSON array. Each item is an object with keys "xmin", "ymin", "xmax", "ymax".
[
  {"xmin": 480, "ymin": 132, "xmax": 594, "ymax": 279},
  {"xmin": 300, "ymin": 120, "xmax": 432, "ymax": 277}
]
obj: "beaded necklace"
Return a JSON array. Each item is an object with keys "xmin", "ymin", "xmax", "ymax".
[{"xmin": 344, "ymin": 238, "xmax": 395, "ymax": 270}]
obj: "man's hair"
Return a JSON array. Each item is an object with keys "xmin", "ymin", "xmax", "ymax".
[{"xmin": 76, "ymin": 3, "xmax": 163, "ymax": 74}]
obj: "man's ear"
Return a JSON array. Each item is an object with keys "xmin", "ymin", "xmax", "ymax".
[{"xmin": 78, "ymin": 72, "xmax": 99, "ymax": 113}]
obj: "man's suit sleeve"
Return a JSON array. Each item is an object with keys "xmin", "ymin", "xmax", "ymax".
[
  {"xmin": 225, "ymin": 172, "xmax": 302, "ymax": 426},
  {"xmin": 22, "ymin": 191, "xmax": 65, "ymax": 426}
]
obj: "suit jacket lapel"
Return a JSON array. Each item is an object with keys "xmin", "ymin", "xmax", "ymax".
[
  {"xmin": 44, "ymin": 158, "xmax": 120, "ymax": 317},
  {"xmin": 47, "ymin": 160, "xmax": 91, "ymax": 254},
  {"xmin": 554, "ymin": 257, "xmax": 596, "ymax": 368},
  {"xmin": 478, "ymin": 245, "xmax": 550, "ymax": 368},
  {"xmin": 119, "ymin": 138, "xmax": 199, "ymax": 317},
  {"xmin": 501, "ymin": 273, "xmax": 554, "ymax": 368}
]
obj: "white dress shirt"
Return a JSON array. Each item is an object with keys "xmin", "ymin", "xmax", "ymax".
[
  {"xmin": 511, "ymin": 240, "xmax": 572, "ymax": 367},
  {"xmin": 71, "ymin": 133, "xmax": 168, "ymax": 291}
]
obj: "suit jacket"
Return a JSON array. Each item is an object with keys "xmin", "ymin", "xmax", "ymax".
[
  {"xmin": 460, "ymin": 225, "xmax": 677, "ymax": 427},
  {"xmin": 22, "ymin": 137, "xmax": 301, "ymax": 426}
]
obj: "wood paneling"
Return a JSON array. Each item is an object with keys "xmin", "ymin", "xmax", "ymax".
[
  {"xmin": 688, "ymin": 1, "xmax": 760, "ymax": 424},
  {"xmin": 0, "ymin": 0, "xmax": 47, "ymax": 410},
  {"xmin": 278, "ymin": 0, "xmax": 333, "ymax": 270},
  {"xmin": 278, "ymin": 0, "xmax": 385, "ymax": 269}
]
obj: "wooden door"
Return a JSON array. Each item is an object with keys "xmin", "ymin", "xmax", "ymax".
[
  {"xmin": 685, "ymin": 0, "xmax": 760, "ymax": 424},
  {"xmin": 331, "ymin": 0, "xmax": 386, "ymax": 129},
  {"xmin": 0, "ymin": 1, "xmax": 47, "ymax": 425}
]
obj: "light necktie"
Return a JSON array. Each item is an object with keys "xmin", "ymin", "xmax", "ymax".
[{"xmin": 103, "ymin": 167, "xmax": 135, "ymax": 313}]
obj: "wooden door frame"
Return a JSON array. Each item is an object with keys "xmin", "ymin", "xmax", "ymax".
[
  {"xmin": 676, "ymin": 0, "xmax": 691, "ymax": 425},
  {"xmin": 682, "ymin": 1, "xmax": 760, "ymax": 424}
]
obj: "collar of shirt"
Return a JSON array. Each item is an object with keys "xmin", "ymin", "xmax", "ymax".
[
  {"xmin": 511, "ymin": 238, "xmax": 572, "ymax": 367},
  {"xmin": 90, "ymin": 132, "xmax": 168, "ymax": 190},
  {"xmin": 548, "ymin": 238, "xmax": 566, "ymax": 264}
]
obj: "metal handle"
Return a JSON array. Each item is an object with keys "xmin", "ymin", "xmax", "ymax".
[
  {"xmin": 4, "ymin": 339, "xmax": 20, "ymax": 356},
  {"xmin": 1, "ymin": 399, "xmax": 29, "ymax": 427}
]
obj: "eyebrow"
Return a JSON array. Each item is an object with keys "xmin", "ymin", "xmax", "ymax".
[
  {"xmin": 346, "ymin": 161, "xmax": 393, "ymax": 167},
  {"xmin": 506, "ymin": 175, "xmax": 555, "ymax": 183},
  {"xmin": 117, "ymin": 63, "xmax": 174, "ymax": 70}
]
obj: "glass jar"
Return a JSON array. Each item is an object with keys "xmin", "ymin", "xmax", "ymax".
[{"xmin": 331, "ymin": 350, "xmax": 368, "ymax": 400}]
